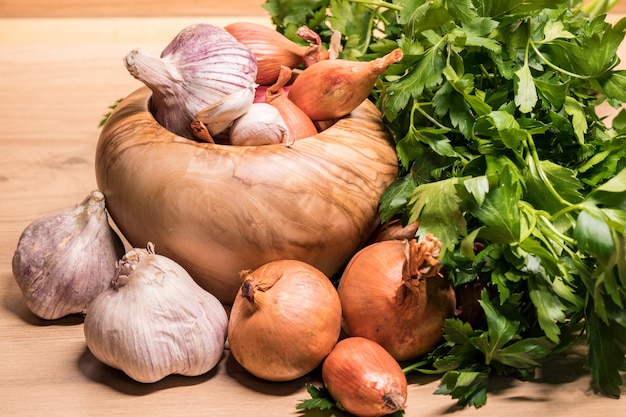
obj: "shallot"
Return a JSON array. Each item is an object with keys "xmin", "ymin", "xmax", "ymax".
[
  {"xmin": 224, "ymin": 22, "xmax": 328, "ymax": 85},
  {"xmin": 322, "ymin": 337, "xmax": 407, "ymax": 417},
  {"xmin": 287, "ymin": 48, "xmax": 403, "ymax": 121}
]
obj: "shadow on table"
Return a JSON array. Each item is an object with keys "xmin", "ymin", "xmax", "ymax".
[
  {"xmin": 76, "ymin": 345, "xmax": 220, "ymax": 395},
  {"xmin": 222, "ymin": 349, "xmax": 320, "ymax": 396}
]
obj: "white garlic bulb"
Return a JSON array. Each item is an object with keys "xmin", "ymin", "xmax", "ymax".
[
  {"xmin": 11, "ymin": 190, "xmax": 125, "ymax": 320},
  {"xmin": 229, "ymin": 102, "xmax": 289, "ymax": 146},
  {"xmin": 83, "ymin": 243, "xmax": 228, "ymax": 383},
  {"xmin": 124, "ymin": 23, "xmax": 258, "ymax": 139}
]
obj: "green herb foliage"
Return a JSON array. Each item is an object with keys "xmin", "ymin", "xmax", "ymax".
[{"xmin": 264, "ymin": 0, "xmax": 626, "ymax": 408}]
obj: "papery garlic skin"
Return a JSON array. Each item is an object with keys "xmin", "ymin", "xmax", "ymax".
[
  {"xmin": 124, "ymin": 23, "xmax": 258, "ymax": 139},
  {"xmin": 11, "ymin": 190, "xmax": 125, "ymax": 320},
  {"xmin": 83, "ymin": 243, "xmax": 228, "ymax": 383},
  {"xmin": 229, "ymin": 103, "xmax": 288, "ymax": 146}
]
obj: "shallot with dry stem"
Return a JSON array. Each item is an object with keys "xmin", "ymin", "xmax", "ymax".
[
  {"xmin": 225, "ymin": 22, "xmax": 330, "ymax": 85},
  {"xmin": 287, "ymin": 48, "xmax": 403, "ymax": 121}
]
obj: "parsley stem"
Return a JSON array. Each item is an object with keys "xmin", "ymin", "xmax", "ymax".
[
  {"xmin": 537, "ymin": 212, "xmax": 576, "ymax": 246},
  {"xmin": 529, "ymin": 40, "xmax": 592, "ymax": 80},
  {"xmin": 413, "ymin": 101, "xmax": 451, "ymax": 131},
  {"xmin": 549, "ymin": 203, "xmax": 581, "ymax": 224},
  {"xmin": 348, "ymin": 0, "xmax": 403, "ymax": 11},
  {"xmin": 524, "ymin": 135, "xmax": 573, "ymax": 208}
]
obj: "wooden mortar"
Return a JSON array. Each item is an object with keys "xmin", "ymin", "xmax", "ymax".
[{"xmin": 95, "ymin": 86, "xmax": 398, "ymax": 304}]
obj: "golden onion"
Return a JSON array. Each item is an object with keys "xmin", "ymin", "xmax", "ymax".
[{"xmin": 95, "ymin": 86, "xmax": 398, "ymax": 304}]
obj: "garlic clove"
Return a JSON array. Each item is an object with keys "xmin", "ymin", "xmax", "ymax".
[
  {"xmin": 322, "ymin": 337, "xmax": 408, "ymax": 417},
  {"xmin": 195, "ymin": 82, "xmax": 257, "ymax": 136},
  {"xmin": 11, "ymin": 190, "xmax": 125, "ymax": 320},
  {"xmin": 228, "ymin": 102, "xmax": 288, "ymax": 146},
  {"xmin": 83, "ymin": 243, "xmax": 228, "ymax": 383}
]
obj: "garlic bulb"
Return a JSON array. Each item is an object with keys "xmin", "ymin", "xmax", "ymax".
[
  {"xmin": 11, "ymin": 190, "xmax": 125, "ymax": 320},
  {"xmin": 83, "ymin": 243, "xmax": 228, "ymax": 383},
  {"xmin": 229, "ymin": 103, "xmax": 288, "ymax": 146},
  {"xmin": 124, "ymin": 23, "xmax": 258, "ymax": 139}
]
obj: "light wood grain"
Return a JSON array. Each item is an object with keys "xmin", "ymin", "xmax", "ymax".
[
  {"xmin": 0, "ymin": 0, "xmax": 268, "ymax": 17},
  {"xmin": 1, "ymin": 0, "xmax": 625, "ymax": 17},
  {"xmin": 1, "ymin": 13, "xmax": 625, "ymax": 417}
]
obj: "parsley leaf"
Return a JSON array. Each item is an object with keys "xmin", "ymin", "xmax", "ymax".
[{"xmin": 265, "ymin": 0, "xmax": 626, "ymax": 408}]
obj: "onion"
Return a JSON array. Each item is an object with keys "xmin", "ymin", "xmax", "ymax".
[
  {"xmin": 337, "ymin": 236, "xmax": 456, "ymax": 361},
  {"xmin": 227, "ymin": 260, "xmax": 342, "ymax": 381},
  {"xmin": 322, "ymin": 337, "xmax": 407, "ymax": 417}
]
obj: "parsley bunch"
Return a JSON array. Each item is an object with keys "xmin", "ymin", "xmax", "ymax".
[{"xmin": 264, "ymin": 0, "xmax": 626, "ymax": 408}]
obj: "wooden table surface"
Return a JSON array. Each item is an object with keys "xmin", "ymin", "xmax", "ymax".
[{"xmin": 1, "ymin": 9, "xmax": 625, "ymax": 417}]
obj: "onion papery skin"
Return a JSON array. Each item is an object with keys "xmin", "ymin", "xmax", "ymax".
[
  {"xmin": 338, "ymin": 239, "xmax": 457, "ymax": 361},
  {"xmin": 95, "ymin": 87, "xmax": 398, "ymax": 304},
  {"xmin": 322, "ymin": 337, "xmax": 407, "ymax": 417},
  {"xmin": 227, "ymin": 260, "xmax": 342, "ymax": 381}
]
